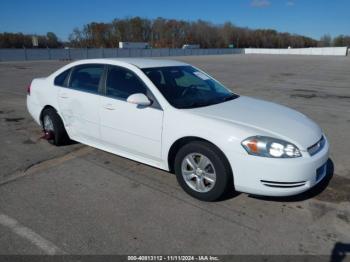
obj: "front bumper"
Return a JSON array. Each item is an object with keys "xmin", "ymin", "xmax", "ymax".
[{"xmin": 230, "ymin": 136, "xmax": 330, "ymax": 197}]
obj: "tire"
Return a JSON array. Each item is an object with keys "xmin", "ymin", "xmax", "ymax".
[
  {"xmin": 174, "ymin": 141, "xmax": 233, "ymax": 201},
  {"xmin": 41, "ymin": 108, "xmax": 70, "ymax": 146}
]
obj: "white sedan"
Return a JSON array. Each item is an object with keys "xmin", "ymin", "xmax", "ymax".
[{"xmin": 27, "ymin": 58, "xmax": 329, "ymax": 201}]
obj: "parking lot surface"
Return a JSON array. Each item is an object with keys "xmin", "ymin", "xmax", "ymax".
[{"xmin": 0, "ymin": 55, "xmax": 349, "ymax": 255}]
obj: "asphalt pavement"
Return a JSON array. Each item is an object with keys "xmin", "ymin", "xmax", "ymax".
[{"xmin": 0, "ymin": 55, "xmax": 349, "ymax": 256}]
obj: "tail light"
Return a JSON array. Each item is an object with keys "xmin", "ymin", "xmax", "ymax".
[{"xmin": 27, "ymin": 83, "xmax": 31, "ymax": 95}]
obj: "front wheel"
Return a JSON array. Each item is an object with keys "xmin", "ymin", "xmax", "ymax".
[{"xmin": 174, "ymin": 141, "xmax": 233, "ymax": 201}]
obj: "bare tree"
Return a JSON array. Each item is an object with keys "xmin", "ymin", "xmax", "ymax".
[
  {"xmin": 1, "ymin": 17, "xmax": 332, "ymax": 49},
  {"xmin": 318, "ymin": 34, "xmax": 332, "ymax": 47}
]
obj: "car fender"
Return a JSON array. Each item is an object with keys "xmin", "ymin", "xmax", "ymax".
[{"xmin": 161, "ymin": 108, "xmax": 271, "ymax": 171}]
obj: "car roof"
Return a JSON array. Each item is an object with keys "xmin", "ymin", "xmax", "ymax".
[{"xmin": 76, "ymin": 58, "xmax": 189, "ymax": 69}]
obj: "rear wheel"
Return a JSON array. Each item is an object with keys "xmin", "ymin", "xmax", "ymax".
[
  {"xmin": 174, "ymin": 141, "xmax": 233, "ymax": 201},
  {"xmin": 42, "ymin": 108, "xmax": 69, "ymax": 146}
]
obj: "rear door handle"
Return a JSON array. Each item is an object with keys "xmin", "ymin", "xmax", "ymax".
[
  {"xmin": 59, "ymin": 93, "xmax": 69, "ymax": 99},
  {"xmin": 103, "ymin": 104, "xmax": 116, "ymax": 110}
]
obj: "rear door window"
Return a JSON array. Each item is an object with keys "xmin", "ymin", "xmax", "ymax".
[{"xmin": 69, "ymin": 64, "xmax": 104, "ymax": 94}]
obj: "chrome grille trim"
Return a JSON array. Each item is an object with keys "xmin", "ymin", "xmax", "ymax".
[{"xmin": 260, "ymin": 180, "xmax": 306, "ymax": 188}]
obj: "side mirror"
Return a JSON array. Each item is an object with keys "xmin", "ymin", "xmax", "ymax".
[{"xmin": 126, "ymin": 93, "xmax": 151, "ymax": 107}]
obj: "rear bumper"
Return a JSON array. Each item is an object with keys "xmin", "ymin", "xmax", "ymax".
[
  {"xmin": 27, "ymin": 95, "xmax": 42, "ymax": 126},
  {"xmin": 229, "ymin": 136, "xmax": 330, "ymax": 197}
]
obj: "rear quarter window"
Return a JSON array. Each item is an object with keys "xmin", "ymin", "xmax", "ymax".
[{"xmin": 54, "ymin": 69, "xmax": 70, "ymax": 87}]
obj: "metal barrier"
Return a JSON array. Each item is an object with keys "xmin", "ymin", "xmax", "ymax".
[
  {"xmin": 0, "ymin": 48, "xmax": 244, "ymax": 61},
  {"xmin": 2, "ymin": 47, "xmax": 346, "ymax": 61}
]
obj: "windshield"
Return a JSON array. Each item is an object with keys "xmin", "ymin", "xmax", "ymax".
[{"xmin": 142, "ymin": 66, "xmax": 239, "ymax": 109}]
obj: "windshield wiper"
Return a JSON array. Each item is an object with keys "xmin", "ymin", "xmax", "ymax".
[
  {"xmin": 222, "ymin": 93, "xmax": 239, "ymax": 102},
  {"xmin": 180, "ymin": 101, "xmax": 212, "ymax": 109},
  {"xmin": 180, "ymin": 94, "xmax": 239, "ymax": 109}
]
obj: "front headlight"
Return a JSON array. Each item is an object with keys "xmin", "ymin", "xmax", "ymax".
[{"xmin": 241, "ymin": 136, "xmax": 301, "ymax": 158}]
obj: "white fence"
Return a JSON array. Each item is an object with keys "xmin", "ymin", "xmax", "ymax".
[{"xmin": 244, "ymin": 47, "xmax": 348, "ymax": 56}]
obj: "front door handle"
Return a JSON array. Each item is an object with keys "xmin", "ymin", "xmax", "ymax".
[{"xmin": 103, "ymin": 104, "xmax": 116, "ymax": 110}]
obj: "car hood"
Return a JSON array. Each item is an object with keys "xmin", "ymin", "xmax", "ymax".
[{"xmin": 188, "ymin": 96, "xmax": 322, "ymax": 150}]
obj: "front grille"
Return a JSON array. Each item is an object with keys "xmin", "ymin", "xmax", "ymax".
[
  {"xmin": 261, "ymin": 180, "xmax": 306, "ymax": 188},
  {"xmin": 308, "ymin": 136, "xmax": 325, "ymax": 156}
]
